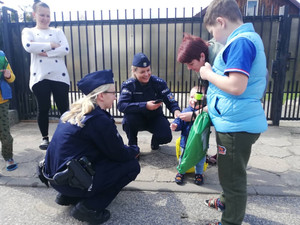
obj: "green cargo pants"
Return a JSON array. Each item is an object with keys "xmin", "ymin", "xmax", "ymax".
[
  {"xmin": 0, "ymin": 101, "xmax": 13, "ymax": 161},
  {"xmin": 216, "ymin": 132, "xmax": 260, "ymax": 225}
]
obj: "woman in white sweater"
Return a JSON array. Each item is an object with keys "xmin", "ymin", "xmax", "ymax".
[{"xmin": 22, "ymin": 0, "xmax": 70, "ymax": 150}]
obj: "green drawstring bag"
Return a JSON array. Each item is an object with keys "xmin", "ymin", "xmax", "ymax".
[
  {"xmin": 177, "ymin": 111, "xmax": 211, "ymax": 174},
  {"xmin": 0, "ymin": 52, "xmax": 8, "ymax": 79}
]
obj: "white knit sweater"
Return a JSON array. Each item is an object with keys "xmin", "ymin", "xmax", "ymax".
[{"xmin": 22, "ymin": 27, "xmax": 70, "ymax": 90}]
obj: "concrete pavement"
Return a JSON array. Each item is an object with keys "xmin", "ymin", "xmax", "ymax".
[{"xmin": 0, "ymin": 120, "xmax": 300, "ymax": 197}]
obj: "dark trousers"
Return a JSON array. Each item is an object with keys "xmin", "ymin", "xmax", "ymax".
[
  {"xmin": 32, "ymin": 80, "xmax": 69, "ymax": 137},
  {"xmin": 52, "ymin": 158, "xmax": 140, "ymax": 211},
  {"xmin": 216, "ymin": 132, "xmax": 260, "ymax": 225},
  {"xmin": 122, "ymin": 113, "xmax": 172, "ymax": 146}
]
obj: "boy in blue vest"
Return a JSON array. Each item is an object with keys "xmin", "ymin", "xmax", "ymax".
[{"xmin": 200, "ymin": 0, "xmax": 268, "ymax": 225}]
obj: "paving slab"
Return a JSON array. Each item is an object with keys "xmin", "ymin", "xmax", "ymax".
[{"xmin": 0, "ymin": 121, "xmax": 300, "ymax": 197}]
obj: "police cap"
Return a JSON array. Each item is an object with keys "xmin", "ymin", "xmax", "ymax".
[
  {"xmin": 77, "ymin": 69, "xmax": 114, "ymax": 95},
  {"xmin": 132, "ymin": 52, "xmax": 151, "ymax": 68}
]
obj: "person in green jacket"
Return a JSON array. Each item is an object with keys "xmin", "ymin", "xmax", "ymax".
[{"xmin": 0, "ymin": 50, "xmax": 17, "ymax": 171}]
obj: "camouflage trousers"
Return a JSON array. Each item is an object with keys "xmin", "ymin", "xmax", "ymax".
[{"xmin": 0, "ymin": 102, "xmax": 13, "ymax": 160}]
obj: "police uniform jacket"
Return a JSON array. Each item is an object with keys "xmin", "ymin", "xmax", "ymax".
[
  {"xmin": 44, "ymin": 106, "xmax": 139, "ymax": 178},
  {"xmin": 117, "ymin": 75, "xmax": 180, "ymax": 117}
]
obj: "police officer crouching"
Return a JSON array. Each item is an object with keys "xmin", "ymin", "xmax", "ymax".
[
  {"xmin": 118, "ymin": 53, "xmax": 181, "ymax": 150},
  {"xmin": 41, "ymin": 70, "xmax": 140, "ymax": 224}
]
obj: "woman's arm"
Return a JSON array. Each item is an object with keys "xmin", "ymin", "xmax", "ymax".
[{"xmin": 89, "ymin": 116, "xmax": 139, "ymax": 161}]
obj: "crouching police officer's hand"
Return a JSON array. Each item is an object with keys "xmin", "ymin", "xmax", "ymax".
[{"xmin": 146, "ymin": 101, "xmax": 162, "ymax": 111}]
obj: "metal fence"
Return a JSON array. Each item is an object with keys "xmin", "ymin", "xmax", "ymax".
[{"xmin": 1, "ymin": 6, "xmax": 300, "ymax": 125}]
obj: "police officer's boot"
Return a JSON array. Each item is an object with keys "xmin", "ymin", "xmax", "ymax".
[
  {"xmin": 71, "ymin": 201, "xmax": 111, "ymax": 224},
  {"xmin": 55, "ymin": 193, "xmax": 81, "ymax": 206},
  {"xmin": 151, "ymin": 136, "xmax": 159, "ymax": 150}
]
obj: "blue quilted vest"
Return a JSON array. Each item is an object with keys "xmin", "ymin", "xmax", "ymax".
[{"xmin": 207, "ymin": 23, "xmax": 268, "ymax": 133}]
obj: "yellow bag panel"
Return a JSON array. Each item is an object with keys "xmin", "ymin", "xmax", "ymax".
[
  {"xmin": 176, "ymin": 137, "xmax": 194, "ymax": 173},
  {"xmin": 176, "ymin": 137, "xmax": 207, "ymax": 173}
]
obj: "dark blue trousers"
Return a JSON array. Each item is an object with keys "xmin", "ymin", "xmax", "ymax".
[
  {"xmin": 51, "ymin": 158, "xmax": 140, "ymax": 211},
  {"xmin": 122, "ymin": 113, "xmax": 172, "ymax": 146}
]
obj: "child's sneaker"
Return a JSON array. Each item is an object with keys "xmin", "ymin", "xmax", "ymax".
[
  {"xmin": 206, "ymin": 154, "xmax": 217, "ymax": 165},
  {"xmin": 6, "ymin": 158, "xmax": 18, "ymax": 171},
  {"xmin": 204, "ymin": 198, "xmax": 225, "ymax": 212},
  {"xmin": 194, "ymin": 174, "xmax": 204, "ymax": 185},
  {"xmin": 175, "ymin": 173, "xmax": 184, "ymax": 185}
]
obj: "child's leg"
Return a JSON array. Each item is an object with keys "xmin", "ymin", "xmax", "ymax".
[
  {"xmin": 178, "ymin": 146, "xmax": 184, "ymax": 165},
  {"xmin": 175, "ymin": 147, "xmax": 185, "ymax": 184},
  {"xmin": 195, "ymin": 155, "xmax": 206, "ymax": 174},
  {"xmin": 216, "ymin": 132, "xmax": 260, "ymax": 225},
  {"xmin": 194, "ymin": 156, "xmax": 206, "ymax": 185},
  {"xmin": 0, "ymin": 102, "xmax": 13, "ymax": 160}
]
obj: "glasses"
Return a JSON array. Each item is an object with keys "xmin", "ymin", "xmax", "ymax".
[{"xmin": 104, "ymin": 91, "xmax": 117, "ymax": 95}]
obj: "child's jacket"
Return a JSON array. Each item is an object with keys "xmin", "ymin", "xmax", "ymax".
[
  {"xmin": 172, "ymin": 105, "xmax": 195, "ymax": 149},
  {"xmin": 0, "ymin": 51, "xmax": 15, "ymax": 104},
  {"xmin": 207, "ymin": 23, "xmax": 268, "ymax": 133}
]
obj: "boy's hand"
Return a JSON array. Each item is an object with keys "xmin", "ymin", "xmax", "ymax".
[
  {"xmin": 170, "ymin": 123, "xmax": 177, "ymax": 131},
  {"xmin": 1, "ymin": 69, "xmax": 11, "ymax": 79},
  {"xmin": 200, "ymin": 62, "xmax": 212, "ymax": 80}
]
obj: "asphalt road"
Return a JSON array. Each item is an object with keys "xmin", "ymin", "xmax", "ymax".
[{"xmin": 1, "ymin": 186, "xmax": 299, "ymax": 225}]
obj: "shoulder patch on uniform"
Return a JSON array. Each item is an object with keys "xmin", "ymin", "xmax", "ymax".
[
  {"xmin": 121, "ymin": 88, "xmax": 131, "ymax": 95},
  {"xmin": 162, "ymin": 88, "xmax": 169, "ymax": 94},
  {"xmin": 123, "ymin": 78, "xmax": 135, "ymax": 85},
  {"xmin": 167, "ymin": 93, "xmax": 176, "ymax": 102},
  {"xmin": 154, "ymin": 77, "xmax": 164, "ymax": 83}
]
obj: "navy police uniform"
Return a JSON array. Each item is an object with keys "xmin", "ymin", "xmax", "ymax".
[
  {"xmin": 44, "ymin": 70, "xmax": 140, "ymax": 212},
  {"xmin": 118, "ymin": 70, "xmax": 180, "ymax": 148}
]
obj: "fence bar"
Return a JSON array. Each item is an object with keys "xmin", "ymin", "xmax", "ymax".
[{"xmin": 1, "ymin": 7, "xmax": 300, "ymax": 121}]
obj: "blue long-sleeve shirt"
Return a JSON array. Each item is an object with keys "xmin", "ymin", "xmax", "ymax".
[{"xmin": 172, "ymin": 105, "xmax": 196, "ymax": 149}]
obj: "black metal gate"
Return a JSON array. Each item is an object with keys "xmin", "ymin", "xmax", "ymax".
[{"xmin": 1, "ymin": 6, "xmax": 300, "ymax": 125}]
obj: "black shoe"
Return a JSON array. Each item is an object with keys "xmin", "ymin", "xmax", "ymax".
[
  {"xmin": 150, "ymin": 136, "xmax": 160, "ymax": 150},
  {"xmin": 71, "ymin": 201, "xmax": 111, "ymax": 224},
  {"xmin": 175, "ymin": 173, "xmax": 184, "ymax": 185},
  {"xmin": 39, "ymin": 137, "xmax": 49, "ymax": 150},
  {"xmin": 55, "ymin": 193, "xmax": 81, "ymax": 206},
  {"xmin": 194, "ymin": 174, "xmax": 204, "ymax": 185},
  {"xmin": 151, "ymin": 143, "xmax": 160, "ymax": 150}
]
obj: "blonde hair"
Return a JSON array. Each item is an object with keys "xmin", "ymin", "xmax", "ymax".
[
  {"xmin": 190, "ymin": 86, "xmax": 199, "ymax": 94},
  {"xmin": 61, "ymin": 84, "xmax": 112, "ymax": 127},
  {"xmin": 131, "ymin": 66, "xmax": 138, "ymax": 78}
]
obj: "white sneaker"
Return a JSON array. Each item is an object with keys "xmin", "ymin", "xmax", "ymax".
[{"xmin": 39, "ymin": 138, "xmax": 49, "ymax": 150}]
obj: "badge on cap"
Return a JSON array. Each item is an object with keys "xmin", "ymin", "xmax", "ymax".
[{"xmin": 132, "ymin": 52, "xmax": 151, "ymax": 68}]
